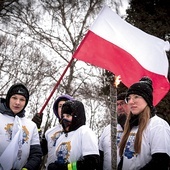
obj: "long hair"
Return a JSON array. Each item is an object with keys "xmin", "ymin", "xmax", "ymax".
[{"xmin": 119, "ymin": 106, "xmax": 151, "ymax": 157}]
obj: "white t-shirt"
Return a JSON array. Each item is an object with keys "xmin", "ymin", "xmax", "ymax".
[
  {"xmin": 119, "ymin": 115, "xmax": 170, "ymax": 170},
  {"xmin": 99, "ymin": 124, "xmax": 124, "ymax": 170},
  {"xmin": 0, "ymin": 113, "xmax": 40, "ymax": 169},
  {"xmin": 45, "ymin": 123, "xmax": 63, "ymax": 166},
  {"xmin": 45, "ymin": 125, "xmax": 99, "ymax": 167}
]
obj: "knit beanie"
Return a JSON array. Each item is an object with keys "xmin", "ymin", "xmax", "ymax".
[
  {"xmin": 117, "ymin": 92, "xmax": 127, "ymax": 101},
  {"xmin": 126, "ymin": 77, "xmax": 153, "ymax": 109},
  {"xmin": 6, "ymin": 83, "xmax": 29, "ymax": 109}
]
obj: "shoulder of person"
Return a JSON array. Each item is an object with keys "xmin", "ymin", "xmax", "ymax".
[
  {"xmin": 104, "ymin": 124, "xmax": 111, "ymax": 131},
  {"xmin": 149, "ymin": 115, "xmax": 170, "ymax": 128},
  {"xmin": 78, "ymin": 125, "xmax": 91, "ymax": 131},
  {"xmin": 22, "ymin": 117, "xmax": 38, "ymax": 126},
  {"xmin": 100, "ymin": 124, "xmax": 111, "ymax": 136},
  {"xmin": 77, "ymin": 125, "xmax": 97, "ymax": 136},
  {"xmin": 45, "ymin": 124, "xmax": 63, "ymax": 137}
]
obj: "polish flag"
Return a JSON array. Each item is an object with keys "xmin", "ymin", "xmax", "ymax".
[{"xmin": 73, "ymin": 5, "xmax": 170, "ymax": 106}]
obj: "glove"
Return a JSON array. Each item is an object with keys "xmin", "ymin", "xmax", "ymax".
[
  {"xmin": 32, "ymin": 113, "xmax": 43, "ymax": 129},
  {"xmin": 47, "ymin": 163, "xmax": 57, "ymax": 170},
  {"xmin": 48, "ymin": 162, "xmax": 68, "ymax": 170}
]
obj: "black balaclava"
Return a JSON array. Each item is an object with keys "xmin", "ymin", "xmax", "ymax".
[
  {"xmin": 61, "ymin": 100, "xmax": 86, "ymax": 133},
  {"xmin": 6, "ymin": 83, "xmax": 29, "ymax": 111}
]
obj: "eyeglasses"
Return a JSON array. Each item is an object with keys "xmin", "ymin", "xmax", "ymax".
[
  {"xmin": 125, "ymin": 95, "xmax": 143, "ymax": 103},
  {"xmin": 117, "ymin": 101, "xmax": 126, "ymax": 107}
]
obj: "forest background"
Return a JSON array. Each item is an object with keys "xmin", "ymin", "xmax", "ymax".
[{"xmin": 0, "ymin": 0, "xmax": 170, "ymax": 138}]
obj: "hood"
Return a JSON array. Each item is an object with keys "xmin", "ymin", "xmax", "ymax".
[
  {"xmin": 0, "ymin": 98, "xmax": 25, "ymax": 117},
  {"xmin": 53, "ymin": 94, "xmax": 74, "ymax": 120},
  {"xmin": 6, "ymin": 83, "xmax": 29, "ymax": 112},
  {"xmin": 61, "ymin": 100, "xmax": 86, "ymax": 133}
]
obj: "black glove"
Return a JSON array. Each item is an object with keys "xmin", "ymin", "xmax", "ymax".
[
  {"xmin": 47, "ymin": 162, "xmax": 68, "ymax": 170},
  {"xmin": 47, "ymin": 163, "xmax": 58, "ymax": 170},
  {"xmin": 32, "ymin": 113, "xmax": 43, "ymax": 129}
]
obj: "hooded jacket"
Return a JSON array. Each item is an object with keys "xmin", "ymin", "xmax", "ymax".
[{"xmin": 0, "ymin": 97, "xmax": 42, "ymax": 169}]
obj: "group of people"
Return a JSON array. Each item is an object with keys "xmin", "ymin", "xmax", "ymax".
[{"xmin": 0, "ymin": 76, "xmax": 170, "ymax": 170}]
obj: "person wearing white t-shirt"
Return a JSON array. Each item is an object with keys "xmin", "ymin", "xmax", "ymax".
[
  {"xmin": 99, "ymin": 92, "xmax": 130, "ymax": 170},
  {"xmin": 118, "ymin": 77, "xmax": 170, "ymax": 170},
  {"xmin": 40, "ymin": 94, "xmax": 74, "ymax": 166},
  {"xmin": 0, "ymin": 83, "xmax": 42, "ymax": 170},
  {"xmin": 47, "ymin": 100, "xmax": 100, "ymax": 170}
]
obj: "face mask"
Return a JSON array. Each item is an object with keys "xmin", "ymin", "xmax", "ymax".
[{"xmin": 61, "ymin": 119, "xmax": 72, "ymax": 131}]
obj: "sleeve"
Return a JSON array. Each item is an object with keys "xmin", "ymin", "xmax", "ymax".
[
  {"xmin": 98, "ymin": 125, "xmax": 110, "ymax": 152},
  {"xmin": 140, "ymin": 117, "xmax": 170, "ymax": 170},
  {"xmin": 98, "ymin": 129, "xmax": 105, "ymax": 170},
  {"xmin": 99, "ymin": 150, "xmax": 104, "ymax": 170},
  {"xmin": 40, "ymin": 134, "xmax": 48, "ymax": 155},
  {"xmin": 140, "ymin": 153, "xmax": 169, "ymax": 170},
  {"xmin": 76, "ymin": 127, "xmax": 100, "ymax": 170},
  {"xmin": 98, "ymin": 133, "xmax": 104, "ymax": 152},
  {"xmin": 81, "ymin": 127, "xmax": 99, "ymax": 156},
  {"xmin": 98, "ymin": 125, "xmax": 110, "ymax": 170},
  {"xmin": 22, "ymin": 144, "xmax": 43, "ymax": 170},
  {"xmin": 30, "ymin": 122, "xmax": 42, "ymax": 145},
  {"xmin": 77, "ymin": 154, "xmax": 100, "ymax": 170},
  {"xmin": 47, "ymin": 155, "xmax": 100, "ymax": 170},
  {"xmin": 22, "ymin": 121, "xmax": 43, "ymax": 169},
  {"xmin": 149, "ymin": 118, "xmax": 170, "ymax": 155}
]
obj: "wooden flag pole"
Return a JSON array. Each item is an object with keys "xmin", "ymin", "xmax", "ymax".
[{"xmin": 110, "ymin": 75, "xmax": 121, "ymax": 170}]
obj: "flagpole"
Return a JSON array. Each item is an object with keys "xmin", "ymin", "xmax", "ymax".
[
  {"xmin": 38, "ymin": 57, "xmax": 74, "ymax": 115},
  {"xmin": 110, "ymin": 76, "xmax": 118, "ymax": 170}
]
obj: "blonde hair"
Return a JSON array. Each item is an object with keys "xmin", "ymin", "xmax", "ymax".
[{"xmin": 119, "ymin": 106, "xmax": 150, "ymax": 157}]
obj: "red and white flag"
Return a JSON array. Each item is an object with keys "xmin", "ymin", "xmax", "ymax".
[{"xmin": 73, "ymin": 5, "xmax": 170, "ymax": 106}]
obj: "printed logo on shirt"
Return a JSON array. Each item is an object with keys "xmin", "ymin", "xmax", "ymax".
[
  {"xmin": 4, "ymin": 123, "xmax": 29, "ymax": 144},
  {"xmin": 22, "ymin": 126, "xmax": 29, "ymax": 143},
  {"xmin": 124, "ymin": 132, "xmax": 136, "ymax": 159},
  {"xmin": 55, "ymin": 141, "xmax": 71, "ymax": 164},
  {"xmin": 51, "ymin": 131, "xmax": 62, "ymax": 146},
  {"xmin": 117, "ymin": 130, "xmax": 123, "ymax": 145},
  {"xmin": 4, "ymin": 124, "xmax": 30, "ymax": 162},
  {"xmin": 4, "ymin": 123, "xmax": 13, "ymax": 140}
]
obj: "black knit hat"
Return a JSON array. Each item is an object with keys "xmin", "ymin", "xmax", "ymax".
[
  {"xmin": 6, "ymin": 83, "xmax": 29, "ymax": 109},
  {"xmin": 117, "ymin": 92, "xmax": 127, "ymax": 101},
  {"xmin": 126, "ymin": 77, "xmax": 153, "ymax": 109}
]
